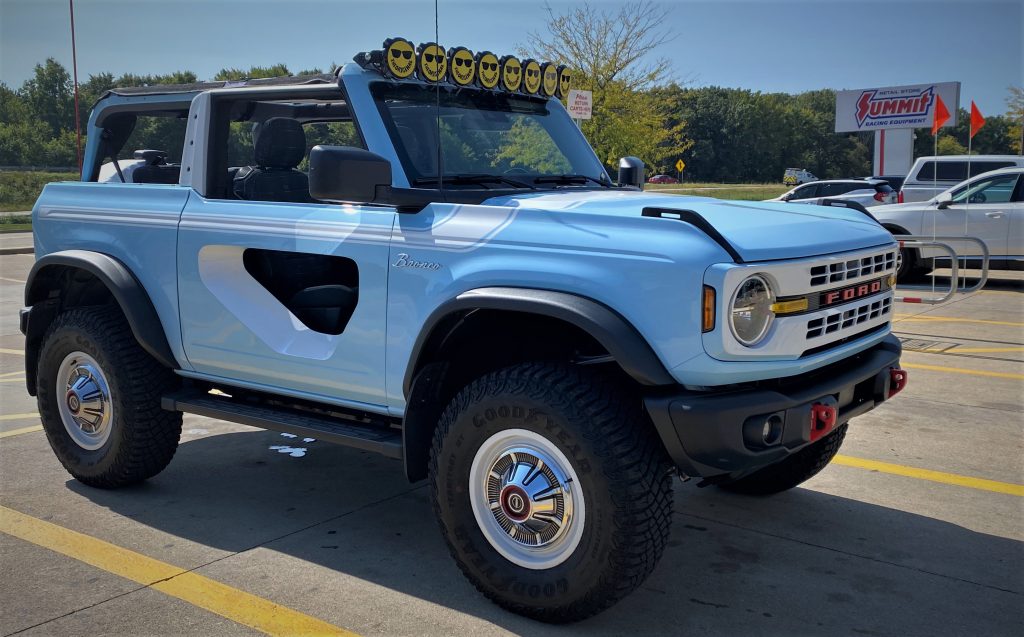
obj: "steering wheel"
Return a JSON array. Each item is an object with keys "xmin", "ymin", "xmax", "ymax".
[{"xmin": 969, "ymin": 192, "xmax": 987, "ymax": 204}]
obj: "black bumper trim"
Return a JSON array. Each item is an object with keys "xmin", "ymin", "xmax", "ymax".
[{"xmin": 644, "ymin": 335, "xmax": 902, "ymax": 478}]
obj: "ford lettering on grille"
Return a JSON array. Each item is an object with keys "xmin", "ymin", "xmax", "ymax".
[{"xmin": 820, "ymin": 277, "xmax": 886, "ymax": 308}]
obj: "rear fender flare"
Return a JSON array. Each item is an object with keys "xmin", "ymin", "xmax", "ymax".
[{"xmin": 23, "ymin": 250, "xmax": 178, "ymax": 394}]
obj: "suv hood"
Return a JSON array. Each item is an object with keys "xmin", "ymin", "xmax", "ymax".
[{"xmin": 485, "ymin": 190, "xmax": 894, "ymax": 262}]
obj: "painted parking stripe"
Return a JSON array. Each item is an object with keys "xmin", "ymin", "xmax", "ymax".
[
  {"xmin": 894, "ymin": 314, "xmax": 1024, "ymax": 327},
  {"xmin": 833, "ymin": 456, "xmax": 1024, "ymax": 497},
  {"xmin": 949, "ymin": 347, "xmax": 1024, "ymax": 354},
  {"xmin": 0, "ymin": 377, "xmax": 26, "ymax": 383},
  {"xmin": 0, "ymin": 425, "xmax": 43, "ymax": 438},
  {"xmin": 0, "ymin": 348, "xmax": 24, "ymax": 356},
  {"xmin": 901, "ymin": 362, "xmax": 1024, "ymax": 380},
  {"xmin": 0, "ymin": 370, "xmax": 25, "ymax": 378},
  {"xmin": 0, "ymin": 412, "xmax": 39, "ymax": 421},
  {"xmin": 0, "ymin": 505, "xmax": 357, "ymax": 636}
]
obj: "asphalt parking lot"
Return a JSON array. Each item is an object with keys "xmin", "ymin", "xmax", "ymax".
[{"xmin": 0, "ymin": 245, "xmax": 1021, "ymax": 636}]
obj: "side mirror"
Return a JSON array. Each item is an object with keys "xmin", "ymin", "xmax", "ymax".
[
  {"xmin": 935, "ymin": 192, "xmax": 953, "ymax": 210},
  {"xmin": 617, "ymin": 156, "xmax": 645, "ymax": 190},
  {"xmin": 309, "ymin": 145, "xmax": 392, "ymax": 203}
]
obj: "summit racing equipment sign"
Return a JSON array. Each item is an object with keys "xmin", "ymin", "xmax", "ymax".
[{"xmin": 835, "ymin": 82, "xmax": 960, "ymax": 132}]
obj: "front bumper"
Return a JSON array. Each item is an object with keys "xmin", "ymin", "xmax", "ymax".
[{"xmin": 644, "ymin": 334, "xmax": 903, "ymax": 479}]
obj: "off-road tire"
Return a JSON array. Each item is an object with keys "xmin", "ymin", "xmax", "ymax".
[
  {"xmin": 429, "ymin": 363, "xmax": 673, "ymax": 623},
  {"xmin": 720, "ymin": 423, "xmax": 847, "ymax": 496},
  {"xmin": 36, "ymin": 306, "xmax": 182, "ymax": 488}
]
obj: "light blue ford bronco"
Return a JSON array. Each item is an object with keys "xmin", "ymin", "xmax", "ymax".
[{"xmin": 21, "ymin": 40, "xmax": 907, "ymax": 621}]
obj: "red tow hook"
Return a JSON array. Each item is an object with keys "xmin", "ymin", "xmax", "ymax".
[
  {"xmin": 889, "ymin": 368, "xmax": 908, "ymax": 398},
  {"xmin": 809, "ymin": 403, "xmax": 838, "ymax": 442}
]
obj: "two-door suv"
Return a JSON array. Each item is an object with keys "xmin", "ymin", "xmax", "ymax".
[{"xmin": 21, "ymin": 39, "xmax": 907, "ymax": 621}]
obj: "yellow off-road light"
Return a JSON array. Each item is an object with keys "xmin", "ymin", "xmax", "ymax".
[
  {"xmin": 702, "ymin": 285, "xmax": 716, "ymax": 332},
  {"xmin": 476, "ymin": 51, "xmax": 500, "ymax": 89},
  {"xmin": 770, "ymin": 298, "xmax": 809, "ymax": 315},
  {"xmin": 382, "ymin": 37, "xmax": 416, "ymax": 79},
  {"xmin": 448, "ymin": 47, "xmax": 476, "ymax": 86},
  {"xmin": 417, "ymin": 42, "xmax": 447, "ymax": 82},
  {"xmin": 500, "ymin": 55, "xmax": 523, "ymax": 91}
]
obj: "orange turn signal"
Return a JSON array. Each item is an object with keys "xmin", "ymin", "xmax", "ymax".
[{"xmin": 702, "ymin": 285, "xmax": 716, "ymax": 332}]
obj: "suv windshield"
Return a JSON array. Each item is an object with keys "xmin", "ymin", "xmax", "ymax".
[{"xmin": 371, "ymin": 83, "xmax": 609, "ymax": 189}]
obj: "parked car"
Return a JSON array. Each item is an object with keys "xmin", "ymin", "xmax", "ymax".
[
  {"xmin": 19, "ymin": 40, "xmax": 907, "ymax": 623},
  {"xmin": 768, "ymin": 178, "xmax": 897, "ymax": 207},
  {"xmin": 648, "ymin": 174, "xmax": 678, "ymax": 184},
  {"xmin": 873, "ymin": 167, "xmax": 1024, "ymax": 279},
  {"xmin": 866, "ymin": 175, "xmax": 906, "ymax": 192},
  {"xmin": 783, "ymin": 167, "xmax": 817, "ymax": 185},
  {"xmin": 898, "ymin": 155, "xmax": 1024, "ymax": 203}
]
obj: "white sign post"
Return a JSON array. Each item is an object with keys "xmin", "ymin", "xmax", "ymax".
[{"xmin": 567, "ymin": 89, "xmax": 592, "ymax": 125}]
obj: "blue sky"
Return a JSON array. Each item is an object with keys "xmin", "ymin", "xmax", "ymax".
[{"xmin": 1, "ymin": 0, "xmax": 1020, "ymax": 114}]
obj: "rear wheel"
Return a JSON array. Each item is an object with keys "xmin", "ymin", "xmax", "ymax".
[
  {"xmin": 36, "ymin": 306, "xmax": 182, "ymax": 488},
  {"xmin": 429, "ymin": 363, "xmax": 673, "ymax": 622},
  {"xmin": 719, "ymin": 424, "xmax": 847, "ymax": 496}
]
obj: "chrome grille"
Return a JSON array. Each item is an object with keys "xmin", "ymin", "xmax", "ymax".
[
  {"xmin": 809, "ymin": 250, "xmax": 896, "ymax": 287},
  {"xmin": 806, "ymin": 296, "xmax": 892, "ymax": 340}
]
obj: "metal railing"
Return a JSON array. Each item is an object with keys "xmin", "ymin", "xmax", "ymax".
[{"xmin": 892, "ymin": 235, "xmax": 990, "ymax": 304}]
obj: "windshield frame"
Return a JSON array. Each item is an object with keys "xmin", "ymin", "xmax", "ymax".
[{"xmin": 368, "ymin": 80, "xmax": 610, "ymax": 191}]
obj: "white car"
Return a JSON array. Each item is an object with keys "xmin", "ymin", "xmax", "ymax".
[
  {"xmin": 872, "ymin": 167, "xmax": 1024, "ymax": 279},
  {"xmin": 768, "ymin": 179, "xmax": 897, "ymax": 207},
  {"xmin": 898, "ymin": 155, "xmax": 1024, "ymax": 203}
]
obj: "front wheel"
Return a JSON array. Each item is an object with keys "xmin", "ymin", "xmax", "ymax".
[
  {"xmin": 429, "ymin": 363, "xmax": 673, "ymax": 622},
  {"xmin": 719, "ymin": 424, "xmax": 847, "ymax": 496}
]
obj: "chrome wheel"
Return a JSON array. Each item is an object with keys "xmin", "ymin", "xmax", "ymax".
[
  {"xmin": 56, "ymin": 351, "xmax": 114, "ymax": 451},
  {"xmin": 469, "ymin": 428, "xmax": 584, "ymax": 570}
]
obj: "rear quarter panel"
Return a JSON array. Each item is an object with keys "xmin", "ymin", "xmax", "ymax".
[{"xmin": 32, "ymin": 182, "xmax": 191, "ymax": 369}]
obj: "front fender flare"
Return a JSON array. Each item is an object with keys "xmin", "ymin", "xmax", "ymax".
[{"xmin": 403, "ymin": 286, "xmax": 676, "ymax": 396}]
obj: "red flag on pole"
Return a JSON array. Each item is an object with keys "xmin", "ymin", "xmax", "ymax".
[
  {"xmin": 931, "ymin": 94, "xmax": 950, "ymax": 135},
  {"xmin": 970, "ymin": 101, "xmax": 986, "ymax": 139}
]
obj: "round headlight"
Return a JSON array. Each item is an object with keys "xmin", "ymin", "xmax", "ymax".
[{"xmin": 730, "ymin": 275, "xmax": 775, "ymax": 346}]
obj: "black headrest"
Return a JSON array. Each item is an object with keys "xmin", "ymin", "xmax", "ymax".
[{"xmin": 254, "ymin": 118, "xmax": 306, "ymax": 169}]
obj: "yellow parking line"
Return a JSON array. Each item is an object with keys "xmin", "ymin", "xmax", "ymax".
[
  {"xmin": 0, "ymin": 425, "xmax": 42, "ymax": 438},
  {"xmin": 0, "ymin": 505, "xmax": 357, "ymax": 636},
  {"xmin": 0, "ymin": 277, "xmax": 25, "ymax": 284},
  {"xmin": 901, "ymin": 362, "xmax": 1024, "ymax": 380},
  {"xmin": 0, "ymin": 370, "xmax": 24, "ymax": 378},
  {"xmin": 833, "ymin": 456, "xmax": 1024, "ymax": 497},
  {"xmin": 0, "ymin": 377, "xmax": 26, "ymax": 383},
  {"xmin": 0, "ymin": 413, "xmax": 38, "ymax": 421},
  {"xmin": 0, "ymin": 348, "xmax": 24, "ymax": 356},
  {"xmin": 949, "ymin": 347, "xmax": 1024, "ymax": 354},
  {"xmin": 893, "ymin": 314, "xmax": 1024, "ymax": 327}
]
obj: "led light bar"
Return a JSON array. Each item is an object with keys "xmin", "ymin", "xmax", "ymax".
[{"xmin": 356, "ymin": 38, "xmax": 574, "ymax": 98}]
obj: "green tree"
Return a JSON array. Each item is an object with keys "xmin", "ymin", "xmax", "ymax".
[
  {"xmin": 1007, "ymin": 86, "xmax": 1023, "ymax": 155},
  {"xmin": 521, "ymin": 1, "xmax": 689, "ymax": 171},
  {"xmin": 935, "ymin": 134, "xmax": 967, "ymax": 155},
  {"xmin": 215, "ymin": 65, "xmax": 290, "ymax": 81},
  {"xmin": 22, "ymin": 59, "xmax": 74, "ymax": 138}
]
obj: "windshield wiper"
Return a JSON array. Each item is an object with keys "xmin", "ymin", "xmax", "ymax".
[
  {"xmin": 411, "ymin": 173, "xmax": 535, "ymax": 189},
  {"xmin": 532, "ymin": 174, "xmax": 612, "ymax": 188}
]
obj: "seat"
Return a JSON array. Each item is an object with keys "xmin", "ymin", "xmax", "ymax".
[{"xmin": 233, "ymin": 118, "xmax": 311, "ymax": 202}]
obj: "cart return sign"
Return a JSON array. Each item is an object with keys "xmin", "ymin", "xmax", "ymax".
[{"xmin": 835, "ymin": 82, "xmax": 960, "ymax": 132}]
